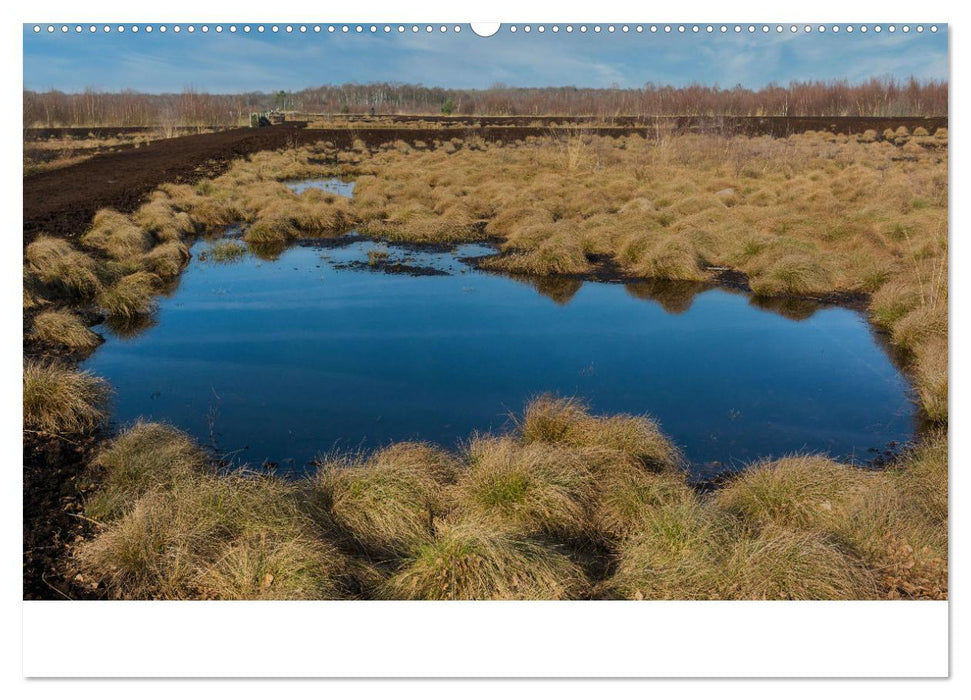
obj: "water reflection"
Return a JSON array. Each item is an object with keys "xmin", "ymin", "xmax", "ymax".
[
  {"xmin": 87, "ymin": 236, "xmax": 916, "ymax": 477},
  {"xmin": 749, "ymin": 295, "xmax": 826, "ymax": 322},
  {"xmin": 510, "ymin": 275, "xmax": 585, "ymax": 305},
  {"xmin": 285, "ymin": 177, "xmax": 356, "ymax": 197},
  {"xmin": 624, "ymin": 280, "xmax": 712, "ymax": 315}
]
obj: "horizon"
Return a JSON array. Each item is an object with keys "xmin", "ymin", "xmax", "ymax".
[
  {"xmin": 22, "ymin": 75, "xmax": 951, "ymax": 98},
  {"xmin": 23, "ymin": 23, "xmax": 948, "ymax": 94}
]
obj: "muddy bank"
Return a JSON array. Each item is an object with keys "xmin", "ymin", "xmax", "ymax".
[
  {"xmin": 23, "ymin": 433, "xmax": 103, "ymax": 600},
  {"xmin": 24, "ymin": 125, "xmax": 225, "ymax": 141}
]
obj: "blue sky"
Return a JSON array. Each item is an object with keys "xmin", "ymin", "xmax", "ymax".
[{"xmin": 23, "ymin": 24, "xmax": 948, "ymax": 93}]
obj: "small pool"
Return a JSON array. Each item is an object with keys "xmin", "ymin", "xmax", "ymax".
[
  {"xmin": 285, "ymin": 177, "xmax": 355, "ymax": 197},
  {"xmin": 83, "ymin": 236, "xmax": 917, "ymax": 477}
]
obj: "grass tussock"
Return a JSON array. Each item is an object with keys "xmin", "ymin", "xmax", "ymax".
[
  {"xmin": 601, "ymin": 499, "xmax": 726, "ymax": 599},
  {"xmin": 74, "ymin": 398, "xmax": 946, "ymax": 600},
  {"xmin": 35, "ymin": 132, "xmax": 946, "ymax": 601},
  {"xmin": 84, "ymin": 422, "xmax": 212, "ymax": 521},
  {"xmin": 719, "ymin": 527, "xmax": 880, "ymax": 599},
  {"xmin": 134, "ymin": 196, "xmax": 195, "ymax": 242},
  {"xmin": 25, "ymin": 236, "xmax": 103, "ymax": 299},
  {"xmin": 29, "ymin": 310, "xmax": 101, "ymax": 351},
  {"xmin": 593, "ymin": 462, "xmax": 696, "ymax": 539},
  {"xmin": 81, "ymin": 209, "xmax": 154, "ymax": 260},
  {"xmin": 199, "ymin": 240, "xmax": 247, "ymax": 263},
  {"xmin": 714, "ymin": 455, "xmax": 870, "ymax": 531},
  {"xmin": 79, "ymin": 474, "xmax": 350, "ymax": 600},
  {"xmin": 23, "ymin": 360, "xmax": 109, "ymax": 434},
  {"xmin": 482, "ymin": 235, "xmax": 591, "ymax": 276},
  {"xmin": 750, "ymin": 254, "xmax": 833, "ymax": 297},
  {"xmin": 379, "ymin": 521, "xmax": 587, "ymax": 600},
  {"xmin": 519, "ymin": 395, "xmax": 682, "ymax": 471},
  {"xmin": 453, "ymin": 437, "xmax": 594, "ymax": 538},
  {"xmin": 98, "ymin": 271, "xmax": 159, "ymax": 320},
  {"xmin": 141, "ymin": 241, "xmax": 190, "ymax": 279},
  {"xmin": 312, "ymin": 454, "xmax": 447, "ymax": 556}
]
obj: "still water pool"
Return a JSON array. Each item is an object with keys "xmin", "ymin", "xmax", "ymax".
[{"xmin": 83, "ymin": 236, "xmax": 916, "ymax": 477}]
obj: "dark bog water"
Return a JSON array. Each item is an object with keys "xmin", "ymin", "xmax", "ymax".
[{"xmin": 83, "ymin": 235, "xmax": 916, "ymax": 477}]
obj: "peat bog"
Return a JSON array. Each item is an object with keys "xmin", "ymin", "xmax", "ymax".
[{"xmin": 82, "ymin": 231, "xmax": 916, "ymax": 478}]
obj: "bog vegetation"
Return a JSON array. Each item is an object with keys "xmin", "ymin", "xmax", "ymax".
[
  {"xmin": 23, "ymin": 119, "xmax": 948, "ymax": 600},
  {"xmin": 75, "ymin": 398, "xmax": 946, "ymax": 600}
]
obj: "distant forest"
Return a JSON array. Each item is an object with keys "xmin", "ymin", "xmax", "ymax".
[{"xmin": 23, "ymin": 78, "xmax": 948, "ymax": 127}]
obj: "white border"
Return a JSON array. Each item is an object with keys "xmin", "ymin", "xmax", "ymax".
[
  {"xmin": 6, "ymin": 0, "xmax": 961, "ymax": 686},
  {"xmin": 22, "ymin": 601, "xmax": 948, "ymax": 677}
]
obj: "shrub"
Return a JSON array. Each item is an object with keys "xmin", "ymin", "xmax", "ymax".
[
  {"xmin": 29, "ymin": 310, "xmax": 101, "ymax": 351},
  {"xmin": 23, "ymin": 360, "xmax": 109, "ymax": 434},
  {"xmin": 379, "ymin": 521, "xmax": 587, "ymax": 600}
]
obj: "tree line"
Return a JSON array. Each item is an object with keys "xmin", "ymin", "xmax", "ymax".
[{"xmin": 24, "ymin": 78, "xmax": 947, "ymax": 127}]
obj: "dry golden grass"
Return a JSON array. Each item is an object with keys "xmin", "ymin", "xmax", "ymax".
[
  {"xmin": 142, "ymin": 241, "xmax": 190, "ymax": 279},
  {"xmin": 519, "ymin": 395, "xmax": 682, "ymax": 471},
  {"xmin": 453, "ymin": 437, "xmax": 595, "ymax": 539},
  {"xmin": 26, "ymin": 131, "xmax": 947, "ymax": 601},
  {"xmin": 368, "ymin": 441, "xmax": 460, "ymax": 484},
  {"xmin": 718, "ymin": 526, "xmax": 880, "ymax": 600},
  {"xmin": 592, "ymin": 459, "xmax": 696, "ymax": 539},
  {"xmin": 312, "ymin": 454, "xmax": 446, "ymax": 556},
  {"xmin": 84, "ymin": 422, "xmax": 212, "ymax": 521},
  {"xmin": 379, "ymin": 520, "xmax": 588, "ymax": 600},
  {"xmin": 82, "ymin": 209, "xmax": 154, "ymax": 260},
  {"xmin": 79, "ymin": 473, "xmax": 350, "ymax": 600},
  {"xmin": 600, "ymin": 499, "xmax": 727, "ymax": 599},
  {"xmin": 714, "ymin": 455, "xmax": 871, "ymax": 531},
  {"xmin": 23, "ymin": 359, "xmax": 109, "ymax": 434},
  {"xmin": 98, "ymin": 271, "xmax": 159, "ymax": 320},
  {"xmin": 134, "ymin": 195, "xmax": 195, "ymax": 242},
  {"xmin": 29, "ymin": 310, "xmax": 101, "ymax": 351},
  {"xmin": 25, "ymin": 237, "xmax": 104, "ymax": 300},
  {"xmin": 73, "ymin": 398, "xmax": 947, "ymax": 600}
]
